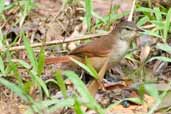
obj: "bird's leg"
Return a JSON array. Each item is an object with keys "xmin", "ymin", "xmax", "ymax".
[{"xmin": 87, "ymin": 57, "xmax": 110, "ymax": 96}]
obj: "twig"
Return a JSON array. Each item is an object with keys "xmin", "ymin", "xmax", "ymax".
[
  {"xmin": 141, "ymin": 24, "xmax": 155, "ymax": 29},
  {"xmin": 128, "ymin": 0, "xmax": 136, "ymax": 21},
  {"xmin": 1, "ymin": 32, "xmax": 110, "ymax": 51}
]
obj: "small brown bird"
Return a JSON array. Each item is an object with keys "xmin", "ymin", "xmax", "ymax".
[
  {"xmin": 45, "ymin": 21, "xmax": 140, "ymax": 95},
  {"xmin": 45, "ymin": 21, "xmax": 140, "ymax": 71}
]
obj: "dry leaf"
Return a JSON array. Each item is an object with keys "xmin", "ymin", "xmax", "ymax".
[
  {"xmin": 46, "ymin": 22, "xmax": 64, "ymax": 41},
  {"xmin": 93, "ymin": 0, "xmax": 133, "ymax": 16},
  {"xmin": 140, "ymin": 45, "xmax": 151, "ymax": 62}
]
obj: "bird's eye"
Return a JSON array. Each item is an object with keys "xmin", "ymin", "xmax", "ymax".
[
  {"xmin": 126, "ymin": 28, "xmax": 130, "ymax": 30},
  {"xmin": 125, "ymin": 27, "xmax": 131, "ymax": 30}
]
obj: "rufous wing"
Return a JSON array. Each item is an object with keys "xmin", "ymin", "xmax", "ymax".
[{"xmin": 69, "ymin": 36, "xmax": 115, "ymax": 58}]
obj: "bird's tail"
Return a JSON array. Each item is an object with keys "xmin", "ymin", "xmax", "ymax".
[{"xmin": 45, "ymin": 55, "xmax": 71, "ymax": 65}]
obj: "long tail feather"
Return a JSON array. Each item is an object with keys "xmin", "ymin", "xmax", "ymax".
[{"xmin": 45, "ymin": 56, "xmax": 71, "ymax": 65}]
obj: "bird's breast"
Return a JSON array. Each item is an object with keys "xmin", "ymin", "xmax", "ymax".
[{"xmin": 110, "ymin": 39, "xmax": 129, "ymax": 64}]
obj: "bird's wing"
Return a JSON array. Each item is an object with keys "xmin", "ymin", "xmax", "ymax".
[{"xmin": 69, "ymin": 37, "xmax": 114, "ymax": 57}]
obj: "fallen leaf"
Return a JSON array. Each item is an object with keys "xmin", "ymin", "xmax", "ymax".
[
  {"xmin": 46, "ymin": 22, "xmax": 64, "ymax": 41},
  {"xmin": 140, "ymin": 45, "xmax": 151, "ymax": 62},
  {"xmin": 93, "ymin": 0, "xmax": 133, "ymax": 16}
]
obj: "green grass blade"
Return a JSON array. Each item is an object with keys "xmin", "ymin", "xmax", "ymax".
[
  {"xmin": 126, "ymin": 97, "xmax": 143, "ymax": 104},
  {"xmin": 136, "ymin": 7, "xmax": 153, "ymax": 13},
  {"xmin": 0, "ymin": 55, "xmax": 5, "ymax": 74},
  {"xmin": 85, "ymin": 57, "xmax": 98, "ymax": 77},
  {"xmin": 156, "ymin": 43, "xmax": 171, "ymax": 53},
  {"xmin": 154, "ymin": 7, "xmax": 162, "ymax": 21},
  {"xmin": 164, "ymin": 8, "xmax": 171, "ymax": 42},
  {"xmin": 85, "ymin": 0, "xmax": 92, "ymax": 31},
  {"xmin": 45, "ymin": 98, "xmax": 75, "ymax": 113},
  {"xmin": 22, "ymin": 32, "xmax": 38, "ymax": 72},
  {"xmin": 143, "ymin": 30, "xmax": 162, "ymax": 38},
  {"xmin": 64, "ymin": 71, "xmax": 105, "ymax": 114},
  {"xmin": 37, "ymin": 48, "xmax": 45, "ymax": 76},
  {"xmin": 74, "ymin": 97, "xmax": 85, "ymax": 114},
  {"xmin": 137, "ymin": 16, "xmax": 149, "ymax": 26},
  {"xmin": 150, "ymin": 20, "xmax": 164, "ymax": 30},
  {"xmin": 12, "ymin": 59, "xmax": 31, "ymax": 69},
  {"xmin": 144, "ymin": 84, "xmax": 160, "ymax": 100},
  {"xmin": 26, "ymin": 98, "xmax": 75, "ymax": 114},
  {"xmin": 148, "ymin": 56, "xmax": 171, "ymax": 63},
  {"xmin": 0, "ymin": 0, "xmax": 5, "ymax": 13},
  {"xmin": 55, "ymin": 70, "xmax": 67, "ymax": 98},
  {"xmin": 0, "ymin": 0, "xmax": 6, "ymax": 20},
  {"xmin": 70, "ymin": 57, "xmax": 97, "ymax": 79},
  {"xmin": 0, "ymin": 77, "xmax": 29, "ymax": 101},
  {"xmin": 92, "ymin": 12, "xmax": 106, "ymax": 24},
  {"xmin": 45, "ymin": 79, "xmax": 58, "ymax": 85},
  {"xmin": 31, "ymin": 70, "xmax": 49, "ymax": 97},
  {"xmin": 64, "ymin": 71, "xmax": 90, "ymax": 100}
]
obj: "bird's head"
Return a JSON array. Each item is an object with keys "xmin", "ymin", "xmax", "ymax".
[{"xmin": 116, "ymin": 21, "xmax": 142, "ymax": 42}]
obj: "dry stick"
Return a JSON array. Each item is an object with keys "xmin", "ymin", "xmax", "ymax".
[
  {"xmin": 142, "ymin": 24, "xmax": 155, "ymax": 29},
  {"xmin": 2, "ymin": 32, "xmax": 110, "ymax": 51},
  {"xmin": 128, "ymin": 0, "xmax": 136, "ymax": 21}
]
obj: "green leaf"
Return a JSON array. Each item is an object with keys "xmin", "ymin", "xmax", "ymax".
[
  {"xmin": 85, "ymin": 57, "xmax": 98, "ymax": 78},
  {"xmin": 0, "ymin": 29, "xmax": 3, "ymax": 49},
  {"xmin": 0, "ymin": 0, "xmax": 6, "ymax": 20},
  {"xmin": 126, "ymin": 97, "xmax": 143, "ymax": 104},
  {"xmin": 150, "ymin": 20, "xmax": 164, "ymax": 29},
  {"xmin": 164, "ymin": 8, "xmax": 171, "ymax": 42},
  {"xmin": 64, "ymin": 71, "xmax": 91, "ymax": 100},
  {"xmin": 95, "ymin": 12, "xmax": 127, "ymax": 27},
  {"xmin": 85, "ymin": 0, "xmax": 92, "ymax": 31},
  {"xmin": 148, "ymin": 56, "xmax": 171, "ymax": 63},
  {"xmin": 0, "ymin": 77, "xmax": 29, "ymax": 101},
  {"xmin": 64, "ymin": 71, "xmax": 104, "ymax": 114},
  {"xmin": 70, "ymin": 57, "xmax": 97, "ymax": 79},
  {"xmin": 31, "ymin": 70, "xmax": 49, "ymax": 97},
  {"xmin": 136, "ymin": 7, "xmax": 153, "ymax": 13},
  {"xmin": 45, "ymin": 79, "xmax": 58, "ymax": 85},
  {"xmin": 137, "ymin": 16, "xmax": 149, "ymax": 26},
  {"xmin": 8, "ymin": 62, "xmax": 25, "ymax": 90},
  {"xmin": 143, "ymin": 30, "xmax": 161, "ymax": 38},
  {"xmin": 47, "ymin": 98, "xmax": 75, "ymax": 113},
  {"xmin": 23, "ymin": 80, "xmax": 33, "ymax": 94},
  {"xmin": 154, "ymin": 7, "xmax": 162, "ymax": 21},
  {"xmin": 19, "ymin": 0, "xmax": 35, "ymax": 27},
  {"xmin": 156, "ymin": 43, "xmax": 171, "ymax": 54},
  {"xmin": 22, "ymin": 32, "xmax": 38, "ymax": 72},
  {"xmin": 55, "ymin": 70, "xmax": 67, "ymax": 98},
  {"xmin": 37, "ymin": 48, "xmax": 45, "ymax": 76},
  {"xmin": 26, "ymin": 98, "xmax": 75, "ymax": 114},
  {"xmin": 92, "ymin": 12, "xmax": 106, "ymax": 24},
  {"xmin": 136, "ymin": 83, "xmax": 145, "ymax": 101},
  {"xmin": 0, "ymin": 55, "xmax": 5, "ymax": 74},
  {"xmin": 144, "ymin": 84, "xmax": 160, "ymax": 99},
  {"xmin": 125, "ymin": 53, "xmax": 138, "ymax": 62},
  {"xmin": 74, "ymin": 97, "xmax": 85, "ymax": 114},
  {"xmin": 12, "ymin": 59, "xmax": 31, "ymax": 69}
]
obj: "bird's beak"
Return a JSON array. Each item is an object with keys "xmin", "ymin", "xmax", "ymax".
[
  {"xmin": 134, "ymin": 27, "xmax": 144, "ymax": 38},
  {"xmin": 136, "ymin": 27, "xmax": 144, "ymax": 32}
]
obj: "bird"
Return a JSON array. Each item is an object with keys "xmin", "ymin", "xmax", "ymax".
[
  {"xmin": 45, "ymin": 21, "xmax": 140, "ymax": 70},
  {"xmin": 45, "ymin": 21, "xmax": 141, "ymax": 95}
]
